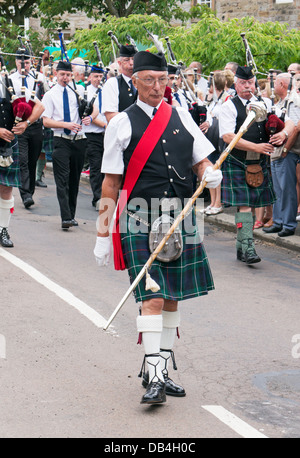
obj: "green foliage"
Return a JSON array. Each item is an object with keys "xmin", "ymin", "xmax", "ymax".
[
  {"xmin": 69, "ymin": 14, "xmax": 300, "ymax": 73},
  {"xmin": 0, "ymin": 18, "xmax": 47, "ymax": 70}
]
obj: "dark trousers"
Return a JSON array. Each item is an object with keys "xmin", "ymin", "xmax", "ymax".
[
  {"xmin": 18, "ymin": 122, "xmax": 43, "ymax": 201},
  {"xmin": 52, "ymin": 137, "xmax": 86, "ymax": 221},
  {"xmin": 85, "ymin": 132, "xmax": 104, "ymax": 206}
]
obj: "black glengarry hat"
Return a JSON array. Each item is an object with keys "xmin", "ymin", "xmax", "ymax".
[
  {"xmin": 16, "ymin": 48, "xmax": 31, "ymax": 60},
  {"xmin": 133, "ymin": 51, "xmax": 167, "ymax": 73},
  {"xmin": 56, "ymin": 60, "xmax": 72, "ymax": 72},
  {"xmin": 119, "ymin": 44, "xmax": 137, "ymax": 58},
  {"xmin": 167, "ymin": 64, "xmax": 177, "ymax": 75},
  {"xmin": 236, "ymin": 65, "xmax": 255, "ymax": 80},
  {"xmin": 90, "ymin": 65, "xmax": 104, "ymax": 73}
]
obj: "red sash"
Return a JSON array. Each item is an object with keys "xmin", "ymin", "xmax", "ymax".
[{"xmin": 112, "ymin": 101, "xmax": 172, "ymax": 270}]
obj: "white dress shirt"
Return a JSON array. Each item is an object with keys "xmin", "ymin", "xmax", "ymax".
[
  {"xmin": 102, "ymin": 74, "xmax": 133, "ymax": 114},
  {"xmin": 10, "ymin": 70, "xmax": 44, "ymax": 100},
  {"xmin": 83, "ymin": 83, "xmax": 107, "ymax": 134},
  {"xmin": 219, "ymin": 95, "xmax": 284, "ymax": 138},
  {"xmin": 42, "ymin": 83, "xmax": 84, "ymax": 135},
  {"xmin": 101, "ymin": 98, "xmax": 215, "ymax": 175}
]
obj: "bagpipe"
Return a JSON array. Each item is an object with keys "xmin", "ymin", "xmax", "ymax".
[
  {"xmin": 58, "ymin": 28, "xmax": 91, "ymax": 119},
  {"xmin": 2, "ymin": 44, "xmax": 35, "ymax": 125},
  {"xmin": 240, "ymin": 32, "xmax": 286, "ymax": 139}
]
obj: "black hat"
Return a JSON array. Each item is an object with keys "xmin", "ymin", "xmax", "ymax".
[
  {"xmin": 236, "ymin": 65, "xmax": 255, "ymax": 80},
  {"xmin": 56, "ymin": 60, "xmax": 72, "ymax": 72},
  {"xmin": 90, "ymin": 65, "xmax": 104, "ymax": 74},
  {"xmin": 167, "ymin": 64, "xmax": 177, "ymax": 75},
  {"xmin": 16, "ymin": 48, "xmax": 31, "ymax": 60},
  {"xmin": 119, "ymin": 44, "xmax": 137, "ymax": 58},
  {"xmin": 133, "ymin": 51, "xmax": 167, "ymax": 73}
]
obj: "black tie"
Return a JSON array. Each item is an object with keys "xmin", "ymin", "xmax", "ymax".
[
  {"xmin": 129, "ymin": 80, "xmax": 136, "ymax": 95},
  {"xmin": 152, "ymin": 108, "xmax": 157, "ymax": 117}
]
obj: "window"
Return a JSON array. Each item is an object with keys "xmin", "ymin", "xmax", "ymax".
[{"xmin": 196, "ymin": 0, "xmax": 212, "ymax": 5}]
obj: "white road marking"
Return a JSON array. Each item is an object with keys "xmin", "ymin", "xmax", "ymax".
[
  {"xmin": 0, "ymin": 248, "xmax": 110, "ymax": 331},
  {"xmin": 202, "ymin": 405, "xmax": 268, "ymax": 438}
]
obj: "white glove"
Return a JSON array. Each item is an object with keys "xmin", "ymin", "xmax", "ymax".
[
  {"xmin": 94, "ymin": 236, "xmax": 111, "ymax": 267},
  {"xmin": 202, "ymin": 166, "xmax": 223, "ymax": 189}
]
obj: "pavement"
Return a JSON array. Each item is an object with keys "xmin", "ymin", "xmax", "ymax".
[
  {"xmin": 202, "ymin": 205, "xmax": 300, "ymax": 254},
  {"xmin": 47, "ymin": 162, "xmax": 300, "ymax": 254}
]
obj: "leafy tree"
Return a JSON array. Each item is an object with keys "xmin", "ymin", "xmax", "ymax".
[
  {"xmin": 38, "ymin": 0, "xmax": 196, "ymax": 29},
  {"xmin": 0, "ymin": 0, "xmax": 40, "ymax": 26},
  {"xmin": 68, "ymin": 13, "xmax": 300, "ymax": 74},
  {"xmin": 0, "ymin": 17, "xmax": 46, "ymax": 69}
]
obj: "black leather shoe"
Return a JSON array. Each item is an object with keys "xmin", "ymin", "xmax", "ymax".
[
  {"xmin": 23, "ymin": 197, "xmax": 34, "ymax": 209},
  {"xmin": 36, "ymin": 179, "xmax": 47, "ymax": 188},
  {"xmin": 141, "ymin": 380, "xmax": 166, "ymax": 404},
  {"xmin": 142, "ymin": 372, "xmax": 186, "ymax": 397},
  {"xmin": 278, "ymin": 228, "xmax": 295, "ymax": 237},
  {"xmin": 263, "ymin": 225, "xmax": 282, "ymax": 234},
  {"xmin": 61, "ymin": 220, "xmax": 73, "ymax": 229},
  {"xmin": 0, "ymin": 228, "xmax": 14, "ymax": 247},
  {"xmin": 71, "ymin": 219, "xmax": 78, "ymax": 226},
  {"xmin": 243, "ymin": 248, "xmax": 261, "ymax": 264}
]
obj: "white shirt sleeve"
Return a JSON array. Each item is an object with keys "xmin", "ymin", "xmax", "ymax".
[
  {"xmin": 102, "ymin": 77, "xmax": 119, "ymax": 114},
  {"xmin": 101, "ymin": 112, "xmax": 131, "ymax": 174}
]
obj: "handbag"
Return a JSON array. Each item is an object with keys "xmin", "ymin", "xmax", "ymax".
[
  {"xmin": 0, "ymin": 146, "xmax": 14, "ymax": 168},
  {"xmin": 245, "ymin": 163, "xmax": 264, "ymax": 188}
]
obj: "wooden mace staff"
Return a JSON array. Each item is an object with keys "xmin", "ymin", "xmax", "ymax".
[{"xmin": 103, "ymin": 101, "xmax": 267, "ymax": 330}]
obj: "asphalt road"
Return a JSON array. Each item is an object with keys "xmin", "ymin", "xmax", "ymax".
[{"xmin": 0, "ymin": 170, "xmax": 299, "ymax": 439}]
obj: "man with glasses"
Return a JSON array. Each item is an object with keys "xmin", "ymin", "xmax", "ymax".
[
  {"xmin": 94, "ymin": 51, "xmax": 222, "ymax": 405},
  {"xmin": 102, "ymin": 44, "xmax": 137, "ymax": 123}
]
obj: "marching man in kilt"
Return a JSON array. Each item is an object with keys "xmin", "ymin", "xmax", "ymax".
[
  {"xmin": 219, "ymin": 66, "xmax": 295, "ymax": 264},
  {"xmin": 0, "ymin": 73, "xmax": 43, "ymax": 247},
  {"xmin": 94, "ymin": 51, "xmax": 222, "ymax": 405}
]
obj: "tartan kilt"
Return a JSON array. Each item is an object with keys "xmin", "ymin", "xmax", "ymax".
[
  {"xmin": 221, "ymin": 155, "xmax": 276, "ymax": 207},
  {"xmin": 42, "ymin": 127, "xmax": 53, "ymax": 161},
  {"xmin": 0, "ymin": 139, "xmax": 21, "ymax": 188},
  {"xmin": 120, "ymin": 208, "xmax": 214, "ymax": 303}
]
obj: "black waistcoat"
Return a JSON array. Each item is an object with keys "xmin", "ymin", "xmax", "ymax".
[
  {"xmin": 123, "ymin": 104, "xmax": 194, "ymax": 205},
  {"xmin": 117, "ymin": 75, "xmax": 137, "ymax": 112},
  {"xmin": 230, "ymin": 96, "xmax": 268, "ymax": 161},
  {"xmin": 0, "ymin": 97, "xmax": 14, "ymax": 147}
]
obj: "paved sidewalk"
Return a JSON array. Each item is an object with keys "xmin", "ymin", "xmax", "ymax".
[{"xmin": 202, "ymin": 206, "xmax": 300, "ymax": 254}]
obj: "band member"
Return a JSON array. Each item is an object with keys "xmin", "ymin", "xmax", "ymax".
[
  {"xmin": 102, "ymin": 44, "xmax": 137, "ymax": 122},
  {"xmin": 10, "ymin": 48, "xmax": 45, "ymax": 209},
  {"xmin": 42, "ymin": 61, "xmax": 94, "ymax": 230},
  {"xmin": 94, "ymin": 51, "xmax": 222, "ymax": 405},
  {"xmin": 219, "ymin": 66, "xmax": 294, "ymax": 263},
  {"xmin": 167, "ymin": 64, "xmax": 190, "ymax": 110},
  {"xmin": 0, "ymin": 68, "xmax": 40, "ymax": 246},
  {"xmin": 263, "ymin": 73, "xmax": 299, "ymax": 237},
  {"xmin": 83, "ymin": 66, "xmax": 107, "ymax": 208}
]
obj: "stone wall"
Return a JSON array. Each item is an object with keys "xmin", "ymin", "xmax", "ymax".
[{"xmin": 215, "ymin": 0, "xmax": 299, "ymax": 30}]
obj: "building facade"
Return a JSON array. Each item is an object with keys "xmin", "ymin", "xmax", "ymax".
[
  {"xmin": 189, "ymin": 0, "xmax": 299, "ymax": 30},
  {"xmin": 28, "ymin": 0, "xmax": 299, "ymax": 39}
]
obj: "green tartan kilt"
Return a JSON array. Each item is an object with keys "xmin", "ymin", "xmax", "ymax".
[
  {"xmin": 42, "ymin": 127, "xmax": 53, "ymax": 161},
  {"xmin": 0, "ymin": 139, "xmax": 21, "ymax": 188},
  {"xmin": 120, "ymin": 208, "xmax": 215, "ymax": 303},
  {"xmin": 221, "ymin": 155, "xmax": 276, "ymax": 207}
]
